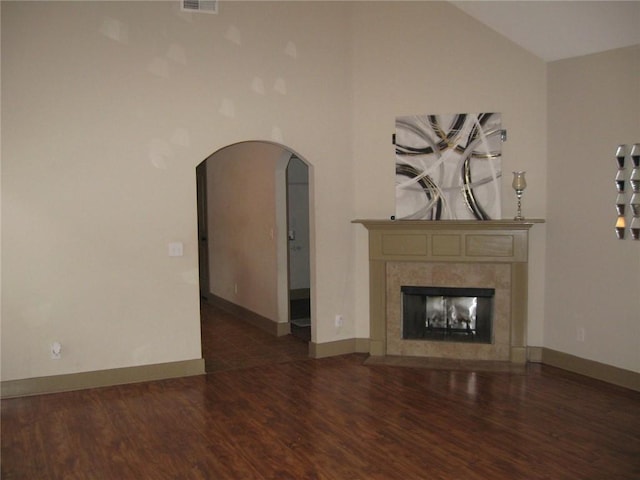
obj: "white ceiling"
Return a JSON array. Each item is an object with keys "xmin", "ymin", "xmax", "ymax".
[{"xmin": 451, "ymin": 1, "xmax": 640, "ymax": 62}]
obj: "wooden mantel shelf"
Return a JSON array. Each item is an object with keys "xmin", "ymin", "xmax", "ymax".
[{"xmin": 353, "ymin": 219, "xmax": 545, "ymax": 230}]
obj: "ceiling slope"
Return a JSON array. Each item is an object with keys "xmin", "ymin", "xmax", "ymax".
[{"xmin": 451, "ymin": 1, "xmax": 640, "ymax": 62}]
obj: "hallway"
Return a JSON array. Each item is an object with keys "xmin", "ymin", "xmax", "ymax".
[{"xmin": 200, "ymin": 301, "xmax": 309, "ymax": 373}]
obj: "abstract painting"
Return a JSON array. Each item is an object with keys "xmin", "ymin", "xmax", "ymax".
[{"xmin": 395, "ymin": 113, "xmax": 503, "ymax": 220}]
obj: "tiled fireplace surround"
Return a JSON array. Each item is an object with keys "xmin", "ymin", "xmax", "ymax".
[{"xmin": 355, "ymin": 220, "xmax": 540, "ymax": 363}]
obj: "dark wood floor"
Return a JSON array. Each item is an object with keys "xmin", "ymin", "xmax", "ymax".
[
  {"xmin": 200, "ymin": 301, "xmax": 310, "ymax": 372},
  {"xmin": 2, "ymin": 305, "xmax": 640, "ymax": 479}
]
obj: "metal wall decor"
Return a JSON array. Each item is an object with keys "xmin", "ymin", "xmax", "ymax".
[
  {"xmin": 394, "ymin": 113, "xmax": 503, "ymax": 220},
  {"xmin": 615, "ymin": 143, "xmax": 640, "ymax": 240}
]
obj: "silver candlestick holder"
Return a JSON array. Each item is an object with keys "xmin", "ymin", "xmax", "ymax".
[{"xmin": 512, "ymin": 171, "xmax": 527, "ymax": 220}]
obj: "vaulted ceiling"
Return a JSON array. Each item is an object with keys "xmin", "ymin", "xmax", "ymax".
[{"xmin": 451, "ymin": 1, "xmax": 640, "ymax": 62}]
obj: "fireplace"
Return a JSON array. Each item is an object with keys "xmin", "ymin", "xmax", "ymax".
[
  {"xmin": 387, "ymin": 261, "xmax": 510, "ymax": 361},
  {"xmin": 354, "ymin": 219, "xmax": 542, "ymax": 363},
  {"xmin": 402, "ymin": 286, "xmax": 494, "ymax": 343}
]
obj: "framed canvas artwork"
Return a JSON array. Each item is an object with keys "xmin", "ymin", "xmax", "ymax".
[{"xmin": 395, "ymin": 113, "xmax": 503, "ymax": 220}]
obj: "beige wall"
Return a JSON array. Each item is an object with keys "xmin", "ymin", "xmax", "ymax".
[
  {"xmin": 206, "ymin": 142, "xmax": 284, "ymax": 321},
  {"xmin": 546, "ymin": 46, "xmax": 640, "ymax": 372},
  {"xmin": 349, "ymin": 2, "xmax": 548, "ymax": 346},
  {"xmin": 3, "ymin": 1, "xmax": 634, "ymax": 383},
  {"xmin": 1, "ymin": 1, "xmax": 353, "ymax": 380}
]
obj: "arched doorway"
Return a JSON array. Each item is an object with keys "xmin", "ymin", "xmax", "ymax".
[{"xmin": 196, "ymin": 141, "xmax": 313, "ymax": 367}]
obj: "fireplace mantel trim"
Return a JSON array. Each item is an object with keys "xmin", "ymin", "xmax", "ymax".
[
  {"xmin": 354, "ymin": 219, "xmax": 545, "ymax": 363},
  {"xmin": 353, "ymin": 219, "xmax": 544, "ymax": 229}
]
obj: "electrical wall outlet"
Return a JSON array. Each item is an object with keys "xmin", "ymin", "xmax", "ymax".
[
  {"xmin": 335, "ymin": 314, "xmax": 343, "ymax": 328},
  {"xmin": 50, "ymin": 342, "xmax": 62, "ymax": 360},
  {"xmin": 576, "ymin": 327, "xmax": 586, "ymax": 342}
]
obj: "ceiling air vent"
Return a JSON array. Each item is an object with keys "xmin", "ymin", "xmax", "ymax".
[{"xmin": 182, "ymin": 0, "xmax": 218, "ymax": 14}]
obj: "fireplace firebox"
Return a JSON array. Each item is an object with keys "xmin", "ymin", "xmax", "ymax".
[{"xmin": 402, "ymin": 286, "xmax": 494, "ymax": 343}]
